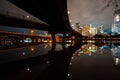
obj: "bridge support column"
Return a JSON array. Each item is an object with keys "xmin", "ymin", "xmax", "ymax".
[
  {"xmin": 50, "ymin": 32, "xmax": 56, "ymax": 51},
  {"xmin": 76, "ymin": 34, "xmax": 82, "ymax": 44},
  {"xmin": 62, "ymin": 34, "xmax": 66, "ymax": 43},
  {"xmin": 70, "ymin": 35, "xmax": 75, "ymax": 45},
  {"xmin": 38, "ymin": 38, "xmax": 41, "ymax": 43},
  {"xmin": 20, "ymin": 37, "xmax": 25, "ymax": 43},
  {"xmin": 31, "ymin": 38, "xmax": 34, "ymax": 43},
  {"xmin": 62, "ymin": 33, "xmax": 66, "ymax": 50},
  {"xmin": 51, "ymin": 33, "xmax": 56, "ymax": 43}
]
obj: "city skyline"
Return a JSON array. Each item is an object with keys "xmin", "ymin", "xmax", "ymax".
[{"xmin": 67, "ymin": 0, "xmax": 120, "ymax": 30}]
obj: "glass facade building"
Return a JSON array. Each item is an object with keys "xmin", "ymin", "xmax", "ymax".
[{"xmin": 112, "ymin": 9, "xmax": 120, "ymax": 35}]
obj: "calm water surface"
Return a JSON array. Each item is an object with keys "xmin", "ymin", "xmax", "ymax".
[{"xmin": 0, "ymin": 43, "xmax": 120, "ymax": 80}]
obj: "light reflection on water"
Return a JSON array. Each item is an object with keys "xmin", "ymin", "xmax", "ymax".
[
  {"xmin": 69, "ymin": 43, "xmax": 120, "ymax": 80},
  {"xmin": 1, "ymin": 43, "xmax": 120, "ymax": 80},
  {"xmin": 0, "ymin": 44, "xmax": 52, "ymax": 63},
  {"xmin": 0, "ymin": 43, "xmax": 71, "ymax": 64}
]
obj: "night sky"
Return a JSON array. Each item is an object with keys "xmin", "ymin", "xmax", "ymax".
[{"xmin": 67, "ymin": 0, "xmax": 119, "ymax": 31}]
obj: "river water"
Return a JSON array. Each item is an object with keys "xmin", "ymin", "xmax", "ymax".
[{"xmin": 0, "ymin": 42, "xmax": 120, "ymax": 80}]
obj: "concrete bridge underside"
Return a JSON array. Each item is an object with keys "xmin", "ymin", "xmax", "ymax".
[{"xmin": 3, "ymin": 0, "xmax": 74, "ymax": 33}]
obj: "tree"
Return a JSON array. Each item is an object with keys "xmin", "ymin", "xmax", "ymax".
[{"xmin": 101, "ymin": 0, "xmax": 120, "ymax": 11}]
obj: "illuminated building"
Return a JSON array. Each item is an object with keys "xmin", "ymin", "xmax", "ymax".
[
  {"xmin": 111, "ymin": 44, "xmax": 120, "ymax": 66},
  {"xmin": 89, "ymin": 27, "xmax": 97, "ymax": 37},
  {"xmin": 112, "ymin": 9, "xmax": 120, "ymax": 35},
  {"xmin": 75, "ymin": 44, "xmax": 97, "ymax": 56},
  {"xmin": 75, "ymin": 22, "xmax": 82, "ymax": 33},
  {"xmin": 89, "ymin": 44, "xmax": 97, "ymax": 52},
  {"xmin": 81, "ymin": 25, "xmax": 90, "ymax": 36},
  {"xmin": 76, "ymin": 23, "xmax": 97, "ymax": 37},
  {"xmin": 100, "ymin": 25, "xmax": 104, "ymax": 34}
]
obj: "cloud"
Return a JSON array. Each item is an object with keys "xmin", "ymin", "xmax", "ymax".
[{"xmin": 68, "ymin": 0, "xmax": 114, "ymax": 28}]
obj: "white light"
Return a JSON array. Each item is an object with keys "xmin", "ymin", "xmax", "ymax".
[
  {"xmin": 89, "ymin": 46, "xmax": 91, "ymax": 49},
  {"xmin": 71, "ymin": 24, "xmax": 74, "ymax": 27},
  {"xmin": 68, "ymin": 11, "xmax": 70, "ymax": 14},
  {"xmin": 27, "ymin": 68, "xmax": 30, "ymax": 71},
  {"xmin": 115, "ymin": 58, "xmax": 119, "ymax": 65},
  {"xmin": 22, "ymin": 52, "xmax": 26, "ymax": 55},
  {"xmin": 71, "ymin": 57, "xmax": 74, "ymax": 59},
  {"xmin": 68, "ymin": 74, "xmax": 70, "ymax": 76},
  {"xmin": 115, "ymin": 15, "xmax": 120, "ymax": 21},
  {"xmin": 26, "ymin": 16, "xmax": 30, "ymax": 18}
]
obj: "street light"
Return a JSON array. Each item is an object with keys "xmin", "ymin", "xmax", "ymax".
[
  {"xmin": 30, "ymin": 29, "xmax": 35, "ymax": 34},
  {"xmin": 26, "ymin": 15, "xmax": 30, "ymax": 18},
  {"xmin": 67, "ymin": 10, "xmax": 70, "ymax": 14}
]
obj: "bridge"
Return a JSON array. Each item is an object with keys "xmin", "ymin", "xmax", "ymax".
[{"xmin": 0, "ymin": 0, "xmax": 82, "ymax": 44}]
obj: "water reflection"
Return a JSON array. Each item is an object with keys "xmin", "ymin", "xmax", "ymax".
[
  {"xmin": 74, "ymin": 43, "xmax": 120, "ymax": 67},
  {"xmin": 75, "ymin": 44, "xmax": 97, "ymax": 56},
  {"xmin": 111, "ymin": 43, "xmax": 120, "ymax": 66},
  {"xmin": 0, "ymin": 44, "xmax": 52, "ymax": 64},
  {"xmin": 0, "ymin": 42, "xmax": 80, "ymax": 80},
  {"xmin": 69, "ymin": 43, "xmax": 120, "ymax": 80},
  {"xmin": 1, "ymin": 42, "xmax": 120, "ymax": 80}
]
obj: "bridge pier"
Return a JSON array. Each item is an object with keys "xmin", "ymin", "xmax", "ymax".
[
  {"xmin": 62, "ymin": 33, "xmax": 66, "ymax": 50},
  {"xmin": 50, "ymin": 32, "xmax": 56, "ymax": 51}
]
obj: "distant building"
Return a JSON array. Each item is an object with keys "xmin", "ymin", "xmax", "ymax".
[
  {"xmin": 112, "ymin": 9, "xmax": 120, "ymax": 35},
  {"xmin": 75, "ymin": 23, "xmax": 97, "ymax": 37},
  {"xmin": 75, "ymin": 22, "xmax": 82, "ymax": 33},
  {"xmin": 81, "ymin": 24, "xmax": 90, "ymax": 36},
  {"xmin": 100, "ymin": 25, "xmax": 104, "ymax": 34},
  {"xmin": 89, "ymin": 27, "xmax": 97, "ymax": 36}
]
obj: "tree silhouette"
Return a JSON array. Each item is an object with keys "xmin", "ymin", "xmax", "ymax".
[{"xmin": 101, "ymin": 0, "xmax": 120, "ymax": 11}]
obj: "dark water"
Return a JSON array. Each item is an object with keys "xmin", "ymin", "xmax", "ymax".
[{"xmin": 0, "ymin": 43, "xmax": 120, "ymax": 80}]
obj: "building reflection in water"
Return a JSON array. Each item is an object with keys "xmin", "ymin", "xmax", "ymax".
[
  {"xmin": 43, "ymin": 44, "xmax": 48, "ymax": 49},
  {"xmin": 68, "ymin": 43, "xmax": 120, "ymax": 80},
  {"xmin": 75, "ymin": 44, "xmax": 97, "ymax": 56},
  {"xmin": 1, "ymin": 41, "xmax": 120, "ymax": 80},
  {"xmin": 111, "ymin": 43, "xmax": 120, "ymax": 66},
  {"xmin": 73, "ymin": 42, "xmax": 120, "ymax": 67}
]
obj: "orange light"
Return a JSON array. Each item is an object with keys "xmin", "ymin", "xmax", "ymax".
[
  {"xmin": 31, "ymin": 47, "xmax": 35, "ymax": 51},
  {"xmin": 30, "ymin": 29, "xmax": 35, "ymax": 34},
  {"xmin": 49, "ymin": 40, "xmax": 52, "ymax": 43}
]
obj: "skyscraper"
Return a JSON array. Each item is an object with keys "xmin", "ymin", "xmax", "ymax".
[
  {"xmin": 100, "ymin": 25, "xmax": 104, "ymax": 34},
  {"xmin": 112, "ymin": 9, "xmax": 120, "ymax": 35}
]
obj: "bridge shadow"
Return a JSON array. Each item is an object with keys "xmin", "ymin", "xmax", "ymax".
[{"xmin": 0, "ymin": 43, "xmax": 82, "ymax": 80}]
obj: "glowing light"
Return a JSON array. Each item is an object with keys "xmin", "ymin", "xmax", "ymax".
[
  {"xmin": 115, "ymin": 15, "xmax": 120, "ymax": 22},
  {"xmin": 22, "ymin": 52, "xmax": 26, "ymax": 55},
  {"xmin": 30, "ymin": 47, "xmax": 35, "ymax": 51},
  {"xmin": 68, "ymin": 74, "xmax": 70, "ymax": 76},
  {"xmin": 71, "ymin": 24, "xmax": 74, "ymax": 27},
  {"xmin": 89, "ymin": 46, "xmax": 91, "ymax": 49},
  {"xmin": 71, "ymin": 57, "xmax": 74, "ymax": 59},
  {"xmin": 27, "ymin": 68, "xmax": 30, "ymax": 71},
  {"xmin": 30, "ymin": 29, "xmax": 35, "ymax": 34},
  {"xmin": 115, "ymin": 58, "xmax": 119, "ymax": 65},
  {"xmin": 68, "ymin": 11, "xmax": 70, "ymax": 14},
  {"xmin": 26, "ymin": 16, "xmax": 30, "ymax": 18},
  {"xmin": 49, "ymin": 40, "xmax": 52, "ymax": 43}
]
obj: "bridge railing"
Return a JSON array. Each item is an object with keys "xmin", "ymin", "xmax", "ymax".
[{"xmin": 0, "ymin": 8, "xmax": 47, "ymax": 24}]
